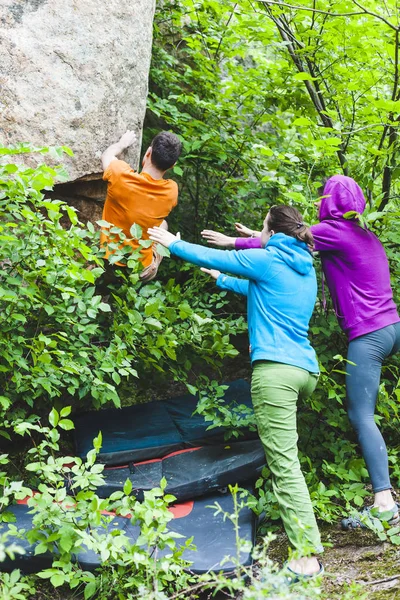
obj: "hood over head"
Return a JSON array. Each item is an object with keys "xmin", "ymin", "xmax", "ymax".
[
  {"xmin": 319, "ymin": 175, "xmax": 366, "ymax": 221},
  {"xmin": 267, "ymin": 233, "xmax": 313, "ymax": 275}
]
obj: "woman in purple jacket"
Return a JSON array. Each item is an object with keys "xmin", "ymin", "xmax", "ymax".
[{"xmin": 202, "ymin": 175, "xmax": 400, "ymax": 528}]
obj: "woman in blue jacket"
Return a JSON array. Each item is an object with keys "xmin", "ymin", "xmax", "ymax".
[{"xmin": 149, "ymin": 205, "xmax": 323, "ymax": 579}]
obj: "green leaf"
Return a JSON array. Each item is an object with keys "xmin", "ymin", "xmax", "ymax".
[
  {"xmin": 112, "ymin": 371, "xmax": 121, "ymax": 385},
  {"xmin": 173, "ymin": 165, "xmax": 183, "ymax": 176},
  {"xmin": 292, "ymin": 117, "xmax": 311, "ymax": 127},
  {"xmin": 109, "ymin": 491, "xmax": 124, "ymax": 501},
  {"xmin": 11, "ymin": 314, "xmax": 26, "ymax": 323},
  {"xmin": 98, "ymin": 302, "xmax": 111, "ymax": 312},
  {"xmin": 130, "ymin": 223, "xmax": 143, "ymax": 239},
  {"xmin": 353, "ymin": 495, "xmax": 364, "ymax": 507},
  {"xmin": 389, "ymin": 534, "xmax": 400, "ymax": 545},
  {"xmin": 165, "ymin": 346, "xmax": 177, "ymax": 360},
  {"xmin": 343, "ymin": 211, "xmax": 360, "ymax": 220},
  {"xmin": 59, "ymin": 419, "xmax": 74, "ymax": 431},
  {"xmin": 50, "ymin": 573, "xmax": 65, "ymax": 587},
  {"xmin": 59, "ymin": 532, "xmax": 74, "ymax": 552},
  {"xmin": 93, "ymin": 432, "xmax": 102, "ymax": 452},
  {"xmin": 0, "ymin": 396, "xmax": 11, "ymax": 409},
  {"xmin": 84, "ymin": 581, "xmax": 97, "ymax": 599},
  {"xmin": 123, "ymin": 479, "xmax": 133, "ymax": 495},
  {"xmin": 144, "ymin": 317, "xmax": 163, "ymax": 330},
  {"xmin": 293, "ymin": 72, "xmax": 316, "ymax": 81},
  {"xmin": 49, "ymin": 408, "xmax": 59, "ymax": 427},
  {"xmin": 35, "ymin": 543, "xmax": 50, "ymax": 555},
  {"xmin": 66, "ymin": 206, "xmax": 78, "ymax": 225},
  {"xmin": 156, "ymin": 243, "xmax": 170, "ymax": 258},
  {"xmin": 139, "ymin": 239, "xmax": 153, "ymax": 248},
  {"xmin": 60, "ymin": 145, "xmax": 74, "ymax": 157},
  {"xmin": 324, "ymin": 137, "xmax": 342, "ymax": 146}
]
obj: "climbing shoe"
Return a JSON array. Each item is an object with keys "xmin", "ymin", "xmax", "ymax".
[
  {"xmin": 257, "ymin": 561, "xmax": 324, "ymax": 591},
  {"xmin": 284, "ymin": 560, "xmax": 324, "ymax": 585},
  {"xmin": 341, "ymin": 503, "xmax": 400, "ymax": 530}
]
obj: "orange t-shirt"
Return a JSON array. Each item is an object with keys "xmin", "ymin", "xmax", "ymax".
[{"xmin": 100, "ymin": 159, "xmax": 178, "ymax": 267}]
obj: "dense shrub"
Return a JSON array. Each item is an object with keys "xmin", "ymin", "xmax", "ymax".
[
  {"xmin": 0, "ymin": 145, "xmax": 240, "ymax": 433},
  {"xmin": 146, "ymin": 0, "xmax": 400, "ymax": 521}
]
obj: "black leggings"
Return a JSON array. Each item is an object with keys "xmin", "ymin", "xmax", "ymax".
[{"xmin": 346, "ymin": 322, "xmax": 400, "ymax": 493}]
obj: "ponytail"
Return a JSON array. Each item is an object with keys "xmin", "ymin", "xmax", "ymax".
[
  {"xmin": 268, "ymin": 205, "xmax": 313, "ymax": 247},
  {"xmin": 296, "ymin": 223, "xmax": 314, "ymax": 247}
]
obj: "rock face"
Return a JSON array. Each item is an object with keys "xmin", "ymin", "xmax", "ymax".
[{"xmin": 0, "ymin": 0, "xmax": 156, "ymax": 182}]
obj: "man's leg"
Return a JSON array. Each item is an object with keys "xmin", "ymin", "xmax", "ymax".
[{"xmin": 140, "ymin": 220, "xmax": 168, "ymax": 282}]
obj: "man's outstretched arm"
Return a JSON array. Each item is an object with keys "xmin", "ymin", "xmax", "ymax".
[{"xmin": 101, "ymin": 130, "xmax": 137, "ymax": 171}]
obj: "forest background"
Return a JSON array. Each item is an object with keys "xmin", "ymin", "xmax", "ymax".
[{"xmin": 0, "ymin": 0, "xmax": 399, "ymax": 598}]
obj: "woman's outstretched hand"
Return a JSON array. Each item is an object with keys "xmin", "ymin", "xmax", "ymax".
[
  {"xmin": 200, "ymin": 267, "xmax": 221, "ymax": 280},
  {"xmin": 235, "ymin": 222, "xmax": 261, "ymax": 237},
  {"xmin": 148, "ymin": 227, "xmax": 180, "ymax": 248},
  {"xmin": 201, "ymin": 230, "xmax": 236, "ymax": 248}
]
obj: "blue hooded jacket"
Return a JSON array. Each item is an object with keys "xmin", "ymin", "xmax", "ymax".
[{"xmin": 169, "ymin": 233, "xmax": 319, "ymax": 373}]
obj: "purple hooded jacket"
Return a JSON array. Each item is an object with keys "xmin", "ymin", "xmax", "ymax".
[{"xmin": 235, "ymin": 175, "xmax": 399, "ymax": 341}]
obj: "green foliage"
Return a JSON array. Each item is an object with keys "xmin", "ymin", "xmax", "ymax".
[
  {"xmin": 1, "ymin": 1, "xmax": 400, "ymax": 596},
  {"xmin": 0, "ymin": 411, "xmax": 336, "ymax": 599},
  {"xmin": 0, "ymin": 146, "xmax": 240, "ymax": 427},
  {"xmin": 355, "ymin": 507, "xmax": 400, "ymax": 545},
  {"xmin": 148, "ymin": 0, "xmax": 400, "ymax": 239},
  {"xmin": 0, "ymin": 570, "xmax": 36, "ymax": 600},
  {"xmin": 193, "ymin": 378, "xmax": 256, "ymax": 439},
  {"xmin": 146, "ymin": 0, "xmax": 400, "ymax": 532},
  {"xmin": 0, "ymin": 410, "xmax": 195, "ymax": 599},
  {"xmin": 0, "ymin": 146, "xmax": 125, "ymax": 413}
]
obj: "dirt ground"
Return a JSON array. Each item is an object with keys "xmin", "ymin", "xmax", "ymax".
[{"xmin": 267, "ymin": 523, "xmax": 400, "ymax": 599}]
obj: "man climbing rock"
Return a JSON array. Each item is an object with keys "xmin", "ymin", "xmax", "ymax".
[{"xmin": 100, "ymin": 129, "xmax": 182, "ymax": 282}]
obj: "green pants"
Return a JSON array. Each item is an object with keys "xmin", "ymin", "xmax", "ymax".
[{"xmin": 251, "ymin": 361, "xmax": 322, "ymax": 554}]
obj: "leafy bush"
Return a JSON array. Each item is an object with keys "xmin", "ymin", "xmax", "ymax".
[
  {"xmin": 0, "ymin": 410, "xmax": 333, "ymax": 599},
  {"xmin": 0, "ymin": 145, "xmax": 241, "ymax": 431},
  {"xmin": 146, "ymin": 0, "xmax": 400, "ymax": 526},
  {"xmin": 1, "ymin": 1, "xmax": 400, "ymax": 596}
]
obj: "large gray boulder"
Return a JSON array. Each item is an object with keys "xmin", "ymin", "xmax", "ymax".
[{"xmin": 0, "ymin": 0, "xmax": 156, "ymax": 181}]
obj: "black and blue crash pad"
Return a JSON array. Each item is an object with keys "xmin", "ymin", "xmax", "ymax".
[
  {"xmin": 74, "ymin": 379, "xmax": 257, "ymax": 465},
  {"xmin": 95, "ymin": 441, "xmax": 266, "ymax": 501},
  {"xmin": 0, "ymin": 490, "xmax": 256, "ymax": 574}
]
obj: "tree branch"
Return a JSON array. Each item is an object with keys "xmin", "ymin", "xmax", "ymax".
[
  {"xmin": 214, "ymin": 4, "xmax": 238, "ymax": 61},
  {"xmin": 258, "ymin": 0, "xmax": 399, "ymax": 31},
  {"xmin": 260, "ymin": 2, "xmax": 348, "ymax": 172},
  {"xmin": 379, "ymin": 28, "xmax": 400, "ymax": 210},
  {"xmin": 350, "ymin": 0, "xmax": 398, "ymax": 31},
  {"xmin": 342, "ymin": 93, "xmax": 356, "ymax": 154},
  {"xmin": 392, "ymin": 28, "xmax": 399, "ymax": 101},
  {"xmin": 363, "ymin": 574, "xmax": 400, "ymax": 586}
]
